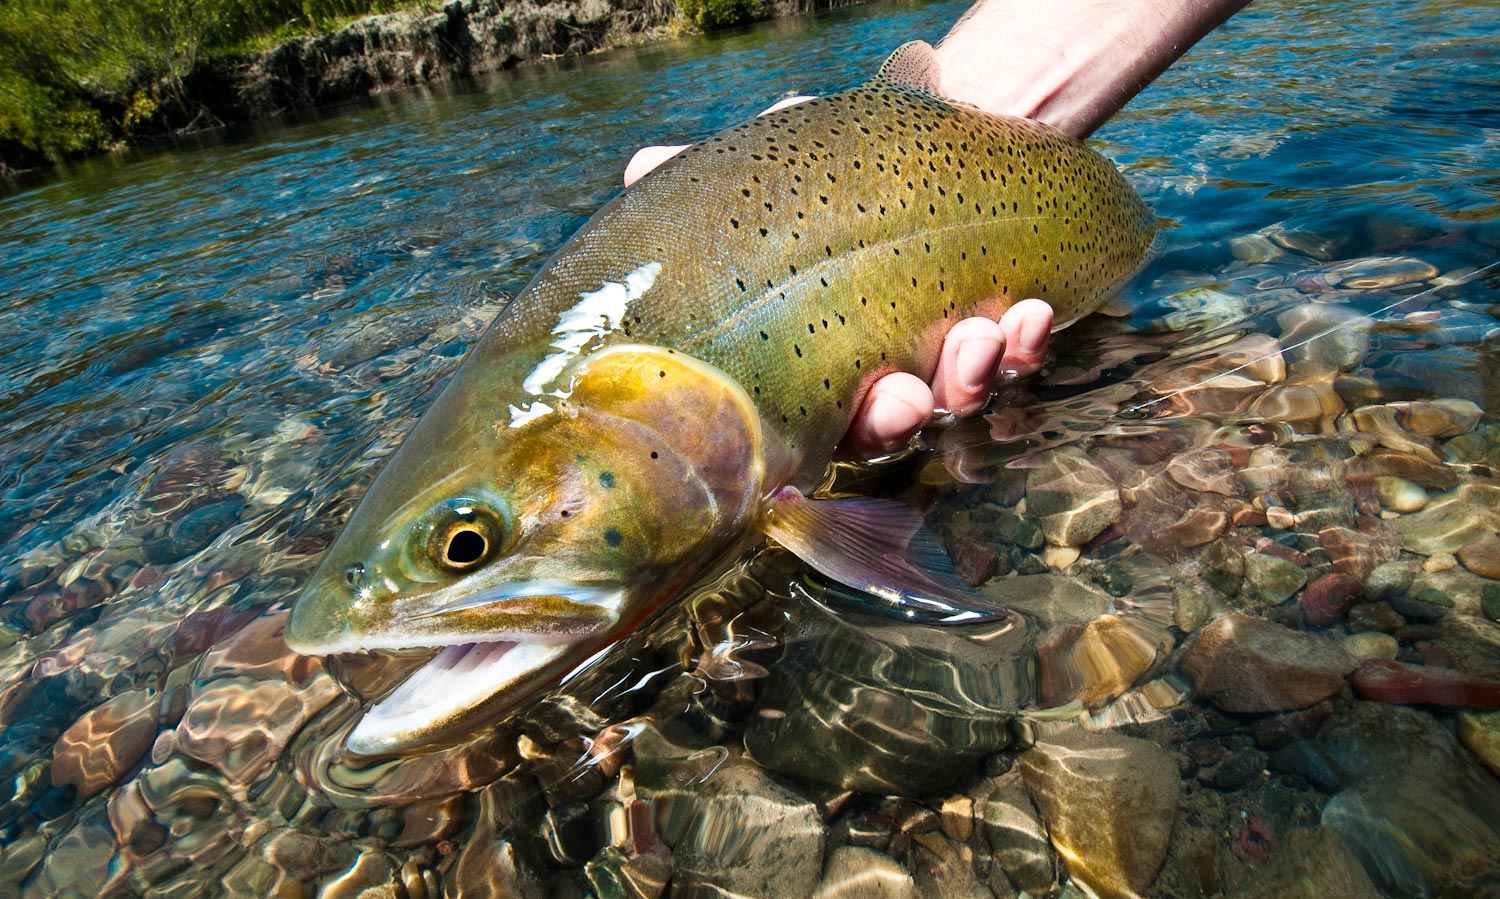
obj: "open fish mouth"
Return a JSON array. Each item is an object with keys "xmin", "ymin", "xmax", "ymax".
[
  {"xmin": 329, "ymin": 582, "xmax": 626, "ymax": 754},
  {"xmin": 348, "ymin": 638, "xmax": 576, "ymax": 755}
]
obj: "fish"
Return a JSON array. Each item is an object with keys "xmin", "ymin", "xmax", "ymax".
[{"xmin": 285, "ymin": 41, "xmax": 1158, "ymax": 754}]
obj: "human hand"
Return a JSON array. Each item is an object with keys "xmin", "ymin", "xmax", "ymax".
[{"xmin": 622, "ymin": 96, "xmax": 1053, "ymax": 457}]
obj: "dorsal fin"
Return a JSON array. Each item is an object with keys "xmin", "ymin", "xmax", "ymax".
[{"xmin": 874, "ymin": 40, "xmax": 941, "ymax": 93}]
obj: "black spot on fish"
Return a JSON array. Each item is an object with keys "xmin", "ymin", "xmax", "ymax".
[
  {"xmin": 605, "ymin": 529, "xmax": 622, "ymax": 547},
  {"xmin": 599, "ymin": 472, "xmax": 615, "ymax": 488}
]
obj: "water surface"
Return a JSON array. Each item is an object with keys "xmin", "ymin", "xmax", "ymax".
[{"xmin": 2, "ymin": 0, "xmax": 1499, "ymax": 895}]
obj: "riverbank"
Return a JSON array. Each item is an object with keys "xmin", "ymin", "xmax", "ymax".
[{"xmin": 0, "ymin": 0, "xmax": 856, "ymax": 179}]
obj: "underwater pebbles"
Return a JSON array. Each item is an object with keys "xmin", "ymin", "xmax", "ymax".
[{"xmin": 1180, "ymin": 613, "xmax": 1356, "ymax": 713}]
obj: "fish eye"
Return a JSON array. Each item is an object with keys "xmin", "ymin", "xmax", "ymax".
[{"xmin": 421, "ymin": 500, "xmax": 504, "ymax": 574}]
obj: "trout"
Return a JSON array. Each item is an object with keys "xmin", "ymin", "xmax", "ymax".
[{"xmin": 287, "ymin": 42, "xmax": 1157, "ymax": 753}]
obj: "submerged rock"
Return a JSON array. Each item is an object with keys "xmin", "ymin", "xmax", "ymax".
[
  {"xmin": 970, "ymin": 769, "xmax": 1055, "ymax": 895},
  {"xmin": 1243, "ymin": 552, "xmax": 1307, "ymax": 605},
  {"xmin": 643, "ymin": 757, "xmax": 824, "ymax": 898},
  {"xmin": 812, "ymin": 847, "xmax": 918, "ymax": 899},
  {"xmin": 1180, "ymin": 613, "xmax": 1356, "ymax": 713},
  {"xmin": 1458, "ymin": 711, "xmax": 1500, "ymax": 778},
  {"xmin": 1350, "ymin": 659, "xmax": 1500, "ymax": 709},
  {"xmin": 1231, "ymin": 827, "xmax": 1379, "ymax": 899},
  {"xmin": 1026, "ymin": 451, "xmax": 1121, "ymax": 547},
  {"xmin": 1020, "ymin": 728, "xmax": 1177, "ymax": 899},
  {"xmin": 745, "ymin": 598, "xmax": 1028, "ymax": 794},
  {"xmin": 51, "ymin": 688, "xmax": 158, "ymax": 800}
]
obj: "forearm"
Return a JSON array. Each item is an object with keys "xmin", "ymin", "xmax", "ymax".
[{"xmin": 933, "ymin": 0, "xmax": 1252, "ymax": 138}]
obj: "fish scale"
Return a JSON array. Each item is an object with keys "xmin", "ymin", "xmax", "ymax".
[{"xmin": 474, "ymin": 81, "xmax": 1155, "ymax": 473}]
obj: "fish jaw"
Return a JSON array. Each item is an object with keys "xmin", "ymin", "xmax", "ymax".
[{"xmin": 346, "ymin": 638, "xmax": 589, "ymax": 754}]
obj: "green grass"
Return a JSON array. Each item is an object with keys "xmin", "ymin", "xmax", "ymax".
[
  {"xmin": 0, "ymin": 0, "xmax": 434, "ymax": 167},
  {"xmin": 0, "ymin": 0, "xmax": 738, "ymax": 170}
]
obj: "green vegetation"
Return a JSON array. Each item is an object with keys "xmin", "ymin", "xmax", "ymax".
[
  {"xmin": 0, "ymin": 0, "xmax": 762, "ymax": 171},
  {"xmin": 0, "ymin": 0, "xmax": 425, "ymax": 168},
  {"xmin": 674, "ymin": 0, "xmax": 760, "ymax": 30}
]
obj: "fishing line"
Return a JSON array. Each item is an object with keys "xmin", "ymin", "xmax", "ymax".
[{"xmin": 1117, "ymin": 258, "xmax": 1500, "ymax": 418}]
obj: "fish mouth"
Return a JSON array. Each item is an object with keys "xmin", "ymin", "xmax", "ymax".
[
  {"xmin": 292, "ymin": 579, "xmax": 627, "ymax": 754},
  {"xmin": 347, "ymin": 638, "xmax": 583, "ymax": 755}
]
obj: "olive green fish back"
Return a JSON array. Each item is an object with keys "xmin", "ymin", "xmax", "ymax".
[{"xmin": 470, "ymin": 68, "xmax": 1156, "ymax": 477}]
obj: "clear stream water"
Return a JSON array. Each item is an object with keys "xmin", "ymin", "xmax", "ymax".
[{"xmin": 2, "ymin": 0, "xmax": 1499, "ymax": 895}]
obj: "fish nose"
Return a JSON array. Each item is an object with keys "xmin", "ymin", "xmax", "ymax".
[{"xmin": 285, "ymin": 569, "xmax": 357, "ymax": 654}]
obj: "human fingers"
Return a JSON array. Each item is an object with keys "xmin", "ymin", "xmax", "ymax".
[
  {"xmin": 842, "ymin": 371, "xmax": 934, "ymax": 456},
  {"xmin": 996, "ymin": 298, "xmax": 1053, "ymax": 380},
  {"xmin": 929, "ymin": 316, "xmax": 1006, "ymax": 417}
]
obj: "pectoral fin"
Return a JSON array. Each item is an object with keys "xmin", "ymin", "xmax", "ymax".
[{"xmin": 762, "ymin": 486, "xmax": 1007, "ymax": 624}]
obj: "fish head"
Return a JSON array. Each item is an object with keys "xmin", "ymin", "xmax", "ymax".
[{"xmin": 287, "ymin": 344, "xmax": 768, "ymax": 753}]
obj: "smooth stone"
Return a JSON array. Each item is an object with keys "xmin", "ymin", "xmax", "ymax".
[
  {"xmin": 1164, "ymin": 506, "xmax": 1230, "ymax": 548},
  {"xmin": 1277, "ymin": 304, "xmax": 1370, "ymax": 374},
  {"xmin": 1397, "ymin": 492, "xmax": 1500, "ymax": 555},
  {"xmin": 1327, "ymin": 255, "xmax": 1439, "ymax": 290},
  {"xmin": 1247, "ymin": 380, "xmax": 1345, "ymax": 424},
  {"xmin": 812, "ymin": 847, "xmax": 918, "ymax": 899},
  {"xmin": 1026, "ymin": 451, "xmax": 1121, "ymax": 547},
  {"xmin": 1347, "ymin": 602, "xmax": 1405, "ymax": 632},
  {"xmin": 745, "ymin": 598, "xmax": 1025, "ymax": 795},
  {"xmin": 50, "ymin": 689, "xmax": 158, "ymax": 800},
  {"xmin": 1351, "ymin": 659, "xmax": 1500, "ymax": 709},
  {"xmin": 1300, "ymin": 573, "xmax": 1362, "ymax": 627},
  {"xmin": 1458, "ymin": 711, "xmax": 1500, "ymax": 778},
  {"xmin": 1166, "ymin": 448, "xmax": 1241, "ymax": 497},
  {"xmin": 1342, "ymin": 632, "xmax": 1398, "ymax": 661},
  {"xmin": 1324, "ymin": 776, "xmax": 1500, "ymax": 898},
  {"xmin": 1485, "ymin": 584, "xmax": 1500, "ymax": 622},
  {"xmin": 646, "ymin": 758, "xmax": 824, "ymax": 898},
  {"xmin": 1019, "ymin": 728, "xmax": 1178, "ymax": 899},
  {"xmin": 910, "ymin": 831, "xmax": 990, "ymax": 899},
  {"xmin": 1077, "ymin": 614, "xmax": 1165, "ymax": 707},
  {"xmin": 1389, "ymin": 399, "xmax": 1482, "ymax": 438},
  {"xmin": 1243, "ymin": 552, "xmax": 1307, "ymax": 605},
  {"xmin": 1363, "ymin": 561, "xmax": 1415, "ymax": 601},
  {"xmin": 1409, "ymin": 567, "xmax": 1492, "ymax": 617},
  {"xmin": 1374, "ymin": 476, "xmax": 1427, "ymax": 512},
  {"xmin": 1043, "ymin": 544, "xmax": 1081, "ymax": 570},
  {"xmin": 980, "ymin": 574, "xmax": 1111, "ymax": 629},
  {"xmin": 584, "ymin": 847, "xmax": 670, "ymax": 899},
  {"xmin": 1459, "ymin": 534, "xmax": 1500, "ymax": 580},
  {"xmin": 1199, "ymin": 539, "xmax": 1245, "ymax": 596},
  {"xmin": 1174, "ymin": 583, "xmax": 1215, "ymax": 632},
  {"xmin": 970, "ymin": 769, "xmax": 1054, "ymax": 895},
  {"xmin": 1230, "ymin": 827, "xmax": 1379, "ymax": 899},
  {"xmin": 1180, "ymin": 613, "xmax": 1356, "ymax": 713},
  {"xmin": 1423, "ymin": 552, "xmax": 1458, "ymax": 573}
]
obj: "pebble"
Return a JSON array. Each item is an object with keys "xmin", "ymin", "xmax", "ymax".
[
  {"xmin": 1042, "ymin": 544, "xmax": 1080, "ymax": 570},
  {"xmin": 1300, "ymin": 573, "xmax": 1361, "ymax": 627},
  {"xmin": 1180, "ymin": 613, "xmax": 1356, "ymax": 713},
  {"xmin": 1019, "ymin": 728, "xmax": 1178, "ymax": 899},
  {"xmin": 1342, "ymin": 632, "xmax": 1398, "ymax": 661},
  {"xmin": 1347, "ymin": 602, "xmax": 1405, "ymax": 632},
  {"xmin": 1374, "ymin": 476, "xmax": 1427, "ymax": 512},
  {"xmin": 1070, "ymin": 614, "xmax": 1164, "ymax": 707},
  {"xmin": 812, "ymin": 847, "xmax": 918, "ymax": 899},
  {"xmin": 970, "ymin": 769, "xmax": 1055, "ymax": 895},
  {"xmin": 647, "ymin": 758, "xmax": 825, "ymax": 898},
  {"xmin": 1398, "ymin": 491, "xmax": 1500, "ymax": 555},
  {"xmin": 1423, "ymin": 552, "xmax": 1458, "ymax": 573},
  {"xmin": 1235, "ymin": 826, "xmax": 1381, "ymax": 899},
  {"xmin": 1363, "ymin": 561, "xmax": 1414, "ymax": 601},
  {"xmin": 1328, "ymin": 255, "xmax": 1439, "ymax": 290},
  {"xmin": 1350, "ymin": 659, "xmax": 1500, "ymax": 709},
  {"xmin": 1026, "ymin": 451, "xmax": 1121, "ymax": 547},
  {"xmin": 1484, "ymin": 584, "xmax": 1500, "ymax": 623},
  {"xmin": 1265, "ymin": 506, "xmax": 1296, "ymax": 530},
  {"xmin": 1458, "ymin": 534, "xmax": 1500, "ymax": 580},
  {"xmin": 50, "ymin": 689, "xmax": 158, "ymax": 800},
  {"xmin": 1458, "ymin": 711, "xmax": 1500, "ymax": 778},
  {"xmin": 1243, "ymin": 552, "xmax": 1307, "ymax": 605}
]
